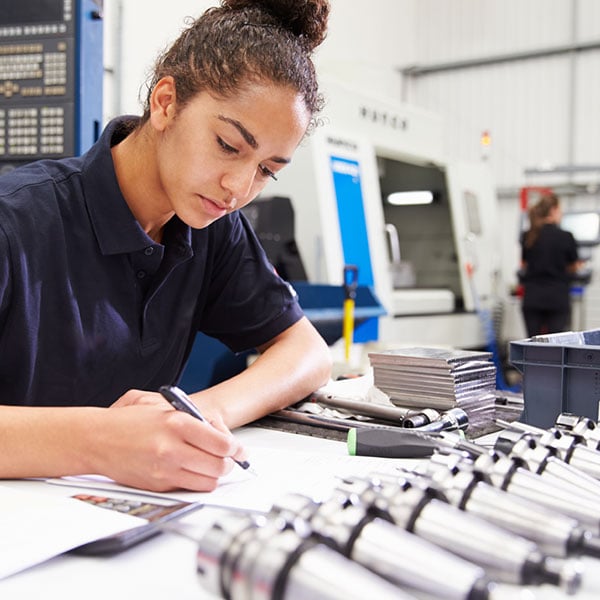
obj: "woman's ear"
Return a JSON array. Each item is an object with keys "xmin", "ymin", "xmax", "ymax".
[{"xmin": 149, "ymin": 76, "xmax": 177, "ymax": 131}]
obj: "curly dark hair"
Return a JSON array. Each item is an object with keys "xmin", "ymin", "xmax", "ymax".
[{"xmin": 140, "ymin": 0, "xmax": 330, "ymax": 133}]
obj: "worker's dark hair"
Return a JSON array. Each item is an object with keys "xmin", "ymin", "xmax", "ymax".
[
  {"xmin": 139, "ymin": 0, "xmax": 330, "ymax": 134},
  {"xmin": 524, "ymin": 192, "xmax": 560, "ymax": 248}
]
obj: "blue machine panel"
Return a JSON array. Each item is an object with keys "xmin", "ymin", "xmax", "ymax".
[
  {"xmin": 0, "ymin": 0, "xmax": 103, "ymax": 172},
  {"xmin": 330, "ymin": 155, "xmax": 378, "ymax": 341}
]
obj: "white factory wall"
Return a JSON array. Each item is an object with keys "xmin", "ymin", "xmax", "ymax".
[
  {"xmin": 399, "ymin": 0, "xmax": 600, "ymax": 328},
  {"xmin": 404, "ymin": 0, "xmax": 600, "ymax": 189},
  {"xmin": 102, "ymin": 0, "xmax": 600, "ymax": 334}
]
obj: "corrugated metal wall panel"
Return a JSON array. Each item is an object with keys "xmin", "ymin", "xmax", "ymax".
[
  {"xmin": 578, "ymin": 0, "xmax": 600, "ymax": 40},
  {"xmin": 414, "ymin": 0, "xmax": 573, "ymax": 62},
  {"xmin": 404, "ymin": 1, "xmax": 600, "ymax": 193},
  {"xmin": 573, "ymin": 51, "xmax": 600, "ymax": 166},
  {"xmin": 411, "ymin": 57, "xmax": 572, "ymax": 189}
]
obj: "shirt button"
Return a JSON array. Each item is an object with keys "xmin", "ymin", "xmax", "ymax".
[
  {"xmin": 144, "ymin": 246, "xmax": 154, "ymax": 256},
  {"xmin": 137, "ymin": 270, "xmax": 146, "ymax": 279}
]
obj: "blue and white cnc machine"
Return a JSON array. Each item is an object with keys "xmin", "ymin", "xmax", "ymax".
[{"xmin": 266, "ymin": 77, "xmax": 503, "ymax": 350}]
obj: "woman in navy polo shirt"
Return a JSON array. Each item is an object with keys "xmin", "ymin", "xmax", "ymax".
[
  {"xmin": 0, "ymin": 0, "xmax": 332, "ymax": 491},
  {"xmin": 520, "ymin": 193, "xmax": 581, "ymax": 338}
]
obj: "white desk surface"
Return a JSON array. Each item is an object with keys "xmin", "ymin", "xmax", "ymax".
[{"xmin": 2, "ymin": 426, "xmax": 600, "ymax": 600}]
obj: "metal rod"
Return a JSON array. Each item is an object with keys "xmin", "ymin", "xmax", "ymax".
[{"xmin": 399, "ymin": 39, "xmax": 600, "ymax": 77}]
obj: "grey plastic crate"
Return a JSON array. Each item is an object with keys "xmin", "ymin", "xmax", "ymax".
[{"xmin": 509, "ymin": 329, "xmax": 600, "ymax": 428}]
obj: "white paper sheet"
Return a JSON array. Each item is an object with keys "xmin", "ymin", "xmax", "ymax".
[
  {"xmin": 46, "ymin": 444, "xmax": 411, "ymax": 512},
  {"xmin": 0, "ymin": 484, "xmax": 145, "ymax": 580}
]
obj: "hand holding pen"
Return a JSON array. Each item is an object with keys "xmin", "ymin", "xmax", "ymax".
[{"xmin": 159, "ymin": 385, "xmax": 256, "ymax": 475}]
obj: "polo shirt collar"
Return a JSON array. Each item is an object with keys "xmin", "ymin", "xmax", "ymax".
[{"xmin": 80, "ymin": 116, "xmax": 192, "ymax": 256}]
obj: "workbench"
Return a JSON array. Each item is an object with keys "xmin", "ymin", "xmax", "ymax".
[{"xmin": 2, "ymin": 427, "xmax": 600, "ymax": 600}]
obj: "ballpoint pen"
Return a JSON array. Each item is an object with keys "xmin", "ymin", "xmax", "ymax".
[{"xmin": 159, "ymin": 385, "xmax": 255, "ymax": 474}]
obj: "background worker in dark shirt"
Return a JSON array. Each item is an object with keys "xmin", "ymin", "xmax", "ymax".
[
  {"xmin": 520, "ymin": 192, "xmax": 582, "ymax": 337},
  {"xmin": 0, "ymin": 0, "xmax": 332, "ymax": 492}
]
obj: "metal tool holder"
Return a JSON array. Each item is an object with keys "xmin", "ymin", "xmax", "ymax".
[
  {"xmin": 193, "ymin": 412, "xmax": 600, "ymax": 599},
  {"xmin": 195, "ymin": 511, "xmax": 412, "ymax": 600},
  {"xmin": 269, "ymin": 490, "xmax": 492, "ymax": 600},
  {"xmin": 405, "ymin": 452, "xmax": 600, "ymax": 559},
  {"xmin": 335, "ymin": 473, "xmax": 581, "ymax": 592},
  {"xmin": 496, "ymin": 419, "xmax": 600, "ymax": 481}
]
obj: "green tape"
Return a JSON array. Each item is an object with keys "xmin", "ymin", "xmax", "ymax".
[{"xmin": 347, "ymin": 428, "xmax": 357, "ymax": 455}]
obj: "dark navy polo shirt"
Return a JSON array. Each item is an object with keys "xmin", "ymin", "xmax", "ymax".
[
  {"xmin": 0, "ymin": 117, "xmax": 304, "ymax": 407},
  {"xmin": 521, "ymin": 223, "xmax": 579, "ymax": 311}
]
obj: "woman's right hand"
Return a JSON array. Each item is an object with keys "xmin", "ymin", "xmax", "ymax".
[{"xmin": 85, "ymin": 392, "xmax": 246, "ymax": 492}]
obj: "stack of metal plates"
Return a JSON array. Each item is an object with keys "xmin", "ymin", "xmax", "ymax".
[{"xmin": 368, "ymin": 347, "xmax": 497, "ymax": 429}]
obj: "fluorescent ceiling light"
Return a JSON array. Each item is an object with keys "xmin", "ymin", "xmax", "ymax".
[{"xmin": 387, "ymin": 191, "xmax": 434, "ymax": 206}]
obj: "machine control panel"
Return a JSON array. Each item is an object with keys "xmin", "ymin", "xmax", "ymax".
[{"xmin": 0, "ymin": 0, "xmax": 102, "ymax": 172}]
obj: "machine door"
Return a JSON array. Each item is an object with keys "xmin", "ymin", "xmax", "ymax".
[{"xmin": 445, "ymin": 161, "xmax": 502, "ymax": 312}]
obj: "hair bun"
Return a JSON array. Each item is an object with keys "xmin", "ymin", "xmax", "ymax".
[{"xmin": 222, "ymin": 0, "xmax": 330, "ymax": 52}]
